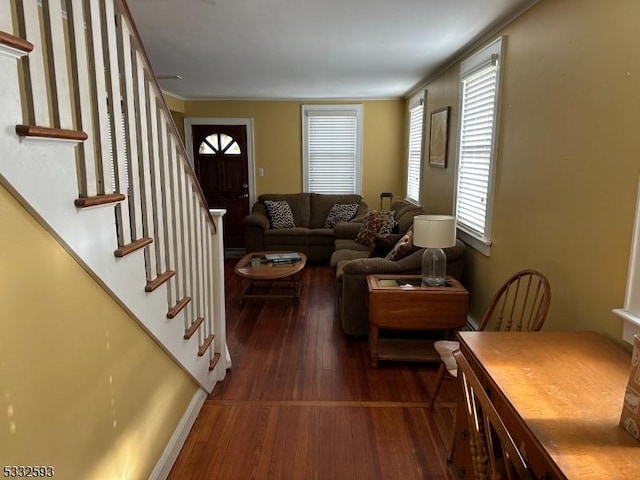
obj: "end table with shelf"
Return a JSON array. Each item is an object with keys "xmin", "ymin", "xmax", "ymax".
[{"xmin": 366, "ymin": 274, "xmax": 469, "ymax": 367}]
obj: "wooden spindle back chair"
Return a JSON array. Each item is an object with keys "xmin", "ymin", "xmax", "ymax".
[
  {"xmin": 429, "ymin": 270, "xmax": 551, "ymax": 461},
  {"xmin": 477, "ymin": 269, "xmax": 551, "ymax": 332},
  {"xmin": 453, "ymin": 350, "xmax": 533, "ymax": 480}
]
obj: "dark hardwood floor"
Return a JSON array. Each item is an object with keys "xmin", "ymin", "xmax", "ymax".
[{"xmin": 168, "ymin": 261, "xmax": 458, "ymax": 479}]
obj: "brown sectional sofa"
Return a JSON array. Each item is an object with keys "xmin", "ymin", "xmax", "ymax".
[
  {"xmin": 243, "ymin": 193, "xmax": 368, "ymax": 263},
  {"xmin": 244, "ymin": 195, "xmax": 466, "ymax": 336},
  {"xmin": 331, "ymin": 200, "xmax": 466, "ymax": 336}
]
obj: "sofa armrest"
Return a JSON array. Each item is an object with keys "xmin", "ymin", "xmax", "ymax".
[
  {"xmin": 243, "ymin": 213, "xmax": 271, "ymax": 252},
  {"xmin": 341, "ymin": 250, "xmax": 422, "ymax": 275},
  {"xmin": 243, "ymin": 212, "xmax": 270, "ymax": 230},
  {"xmin": 340, "ymin": 239, "xmax": 465, "ymax": 277}
]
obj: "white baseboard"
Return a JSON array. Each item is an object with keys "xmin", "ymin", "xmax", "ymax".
[
  {"xmin": 150, "ymin": 388, "xmax": 208, "ymax": 480},
  {"xmin": 465, "ymin": 314, "xmax": 478, "ymax": 331}
]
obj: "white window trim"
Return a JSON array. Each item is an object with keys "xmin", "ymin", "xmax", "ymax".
[
  {"xmin": 405, "ymin": 91, "xmax": 425, "ymax": 205},
  {"xmin": 301, "ymin": 104, "xmax": 363, "ymax": 194},
  {"xmin": 613, "ymin": 177, "xmax": 640, "ymax": 345},
  {"xmin": 453, "ymin": 36, "xmax": 504, "ymax": 256}
]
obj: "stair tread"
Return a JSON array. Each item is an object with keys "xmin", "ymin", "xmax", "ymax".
[
  {"xmin": 198, "ymin": 334, "xmax": 215, "ymax": 356},
  {"xmin": 114, "ymin": 237, "xmax": 153, "ymax": 257},
  {"xmin": 16, "ymin": 124, "xmax": 87, "ymax": 141},
  {"xmin": 0, "ymin": 31, "xmax": 33, "ymax": 53},
  {"xmin": 145, "ymin": 271, "xmax": 176, "ymax": 292},
  {"xmin": 168, "ymin": 296, "xmax": 192, "ymax": 319},
  {"xmin": 75, "ymin": 193, "xmax": 126, "ymax": 208},
  {"xmin": 184, "ymin": 316, "xmax": 204, "ymax": 339},
  {"xmin": 209, "ymin": 352, "xmax": 221, "ymax": 371}
]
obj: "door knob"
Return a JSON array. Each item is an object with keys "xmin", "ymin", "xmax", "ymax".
[
  {"xmin": 239, "ymin": 193, "xmax": 249, "ymax": 198},
  {"xmin": 242, "ymin": 183, "xmax": 248, "ymax": 188}
]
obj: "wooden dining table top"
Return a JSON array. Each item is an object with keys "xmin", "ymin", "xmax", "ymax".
[{"xmin": 457, "ymin": 330, "xmax": 638, "ymax": 479}]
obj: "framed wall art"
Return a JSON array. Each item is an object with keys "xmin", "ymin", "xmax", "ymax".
[{"xmin": 428, "ymin": 106, "xmax": 450, "ymax": 168}]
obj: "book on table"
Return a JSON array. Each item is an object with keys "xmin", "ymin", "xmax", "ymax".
[{"xmin": 264, "ymin": 252, "xmax": 301, "ymax": 263}]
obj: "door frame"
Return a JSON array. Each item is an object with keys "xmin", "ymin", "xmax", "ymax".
[{"xmin": 184, "ymin": 117, "xmax": 256, "ymax": 208}]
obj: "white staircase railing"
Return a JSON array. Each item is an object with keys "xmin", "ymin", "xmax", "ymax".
[{"xmin": 0, "ymin": 0, "xmax": 230, "ymax": 392}]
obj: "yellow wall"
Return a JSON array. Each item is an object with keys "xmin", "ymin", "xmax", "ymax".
[
  {"xmin": 420, "ymin": 67, "xmax": 461, "ymax": 214},
  {"xmin": 166, "ymin": 98, "xmax": 406, "ymax": 208},
  {"xmin": 421, "ymin": 0, "xmax": 640, "ymax": 345},
  {"xmin": 0, "ymin": 185, "xmax": 198, "ymax": 478}
]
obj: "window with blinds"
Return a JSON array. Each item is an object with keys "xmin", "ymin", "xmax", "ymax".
[
  {"xmin": 406, "ymin": 93, "xmax": 424, "ymax": 204},
  {"xmin": 455, "ymin": 37, "xmax": 503, "ymax": 255},
  {"xmin": 302, "ymin": 105, "xmax": 362, "ymax": 194}
]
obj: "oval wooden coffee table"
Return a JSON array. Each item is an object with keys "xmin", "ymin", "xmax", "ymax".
[{"xmin": 234, "ymin": 251, "xmax": 307, "ymax": 304}]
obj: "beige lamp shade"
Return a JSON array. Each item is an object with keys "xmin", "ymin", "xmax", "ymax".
[{"xmin": 413, "ymin": 215, "xmax": 457, "ymax": 248}]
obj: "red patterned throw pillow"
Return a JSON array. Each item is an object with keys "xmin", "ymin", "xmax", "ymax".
[{"xmin": 355, "ymin": 210, "xmax": 396, "ymax": 247}]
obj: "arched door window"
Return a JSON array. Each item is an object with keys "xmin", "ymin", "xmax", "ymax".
[{"xmin": 199, "ymin": 133, "xmax": 241, "ymax": 155}]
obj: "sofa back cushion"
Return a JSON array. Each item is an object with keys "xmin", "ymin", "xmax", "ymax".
[
  {"xmin": 392, "ymin": 201, "xmax": 425, "ymax": 234},
  {"xmin": 309, "ymin": 193, "xmax": 366, "ymax": 229},
  {"xmin": 258, "ymin": 193, "xmax": 311, "ymax": 228}
]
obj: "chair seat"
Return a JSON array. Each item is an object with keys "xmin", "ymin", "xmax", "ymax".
[{"xmin": 434, "ymin": 340, "xmax": 460, "ymax": 376}]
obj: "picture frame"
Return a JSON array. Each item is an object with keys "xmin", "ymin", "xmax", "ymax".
[{"xmin": 428, "ymin": 106, "xmax": 450, "ymax": 168}]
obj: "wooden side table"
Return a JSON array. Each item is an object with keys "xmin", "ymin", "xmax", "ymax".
[{"xmin": 366, "ymin": 274, "xmax": 469, "ymax": 367}]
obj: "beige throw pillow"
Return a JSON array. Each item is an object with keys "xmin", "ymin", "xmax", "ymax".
[{"xmin": 385, "ymin": 226, "xmax": 415, "ymax": 261}]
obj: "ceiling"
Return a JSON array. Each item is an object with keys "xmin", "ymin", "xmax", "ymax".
[{"xmin": 126, "ymin": 0, "xmax": 536, "ymax": 100}]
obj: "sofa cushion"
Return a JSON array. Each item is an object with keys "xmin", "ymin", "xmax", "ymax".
[
  {"xmin": 395, "ymin": 206, "xmax": 424, "ymax": 234},
  {"xmin": 355, "ymin": 210, "xmax": 396, "ymax": 247},
  {"xmin": 309, "ymin": 228, "xmax": 336, "ymax": 247},
  {"xmin": 324, "ymin": 203, "xmax": 359, "ymax": 228},
  {"xmin": 334, "ymin": 238, "xmax": 371, "ymax": 252},
  {"xmin": 332, "ymin": 249, "xmax": 371, "ymax": 268},
  {"xmin": 265, "ymin": 200, "xmax": 296, "ymax": 229}
]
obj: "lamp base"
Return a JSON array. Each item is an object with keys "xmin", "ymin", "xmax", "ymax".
[{"xmin": 422, "ymin": 247, "xmax": 447, "ymax": 286}]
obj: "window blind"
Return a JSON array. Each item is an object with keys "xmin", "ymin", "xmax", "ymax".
[
  {"xmin": 454, "ymin": 37, "xmax": 502, "ymax": 252},
  {"xmin": 302, "ymin": 105, "xmax": 362, "ymax": 194},
  {"xmin": 406, "ymin": 100, "xmax": 424, "ymax": 204}
]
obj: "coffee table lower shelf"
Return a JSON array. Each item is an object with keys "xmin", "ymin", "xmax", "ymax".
[{"xmin": 239, "ymin": 277, "xmax": 302, "ymax": 304}]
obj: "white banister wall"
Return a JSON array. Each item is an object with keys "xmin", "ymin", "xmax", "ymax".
[{"xmin": 0, "ymin": 0, "xmax": 230, "ymax": 391}]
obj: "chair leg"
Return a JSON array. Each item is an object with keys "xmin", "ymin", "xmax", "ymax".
[
  {"xmin": 447, "ymin": 405, "xmax": 457, "ymax": 463},
  {"xmin": 429, "ymin": 362, "xmax": 447, "ymax": 409}
]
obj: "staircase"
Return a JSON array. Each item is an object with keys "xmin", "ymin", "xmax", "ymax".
[{"xmin": 0, "ymin": 0, "xmax": 230, "ymax": 392}]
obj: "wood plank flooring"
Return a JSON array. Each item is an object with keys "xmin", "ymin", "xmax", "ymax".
[{"xmin": 168, "ymin": 262, "xmax": 458, "ymax": 479}]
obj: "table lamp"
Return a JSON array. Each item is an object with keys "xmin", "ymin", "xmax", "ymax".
[{"xmin": 413, "ymin": 215, "xmax": 457, "ymax": 286}]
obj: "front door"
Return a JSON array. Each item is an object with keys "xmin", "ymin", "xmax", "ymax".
[{"xmin": 191, "ymin": 124, "xmax": 250, "ymax": 249}]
